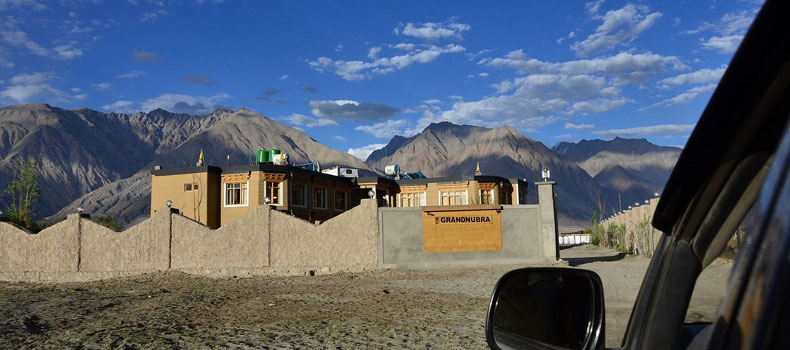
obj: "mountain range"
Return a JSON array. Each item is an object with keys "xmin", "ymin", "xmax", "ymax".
[{"xmin": 0, "ymin": 104, "xmax": 681, "ymax": 230}]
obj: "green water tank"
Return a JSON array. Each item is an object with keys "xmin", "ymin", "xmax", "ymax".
[
  {"xmin": 256, "ymin": 149, "xmax": 269, "ymax": 163},
  {"xmin": 269, "ymin": 148, "xmax": 280, "ymax": 161}
]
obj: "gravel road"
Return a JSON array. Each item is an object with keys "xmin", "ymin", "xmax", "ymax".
[{"xmin": 0, "ymin": 245, "xmax": 730, "ymax": 349}]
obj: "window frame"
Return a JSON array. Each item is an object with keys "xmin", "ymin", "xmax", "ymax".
[
  {"xmin": 264, "ymin": 180, "xmax": 283, "ymax": 206},
  {"xmin": 291, "ymin": 182, "xmax": 307, "ymax": 207},
  {"xmin": 480, "ymin": 189, "xmax": 494, "ymax": 204},
  {"xmin": 224, "ymin": 181, "xmax": 249, "ymax": 207},
  {"xmin": 439, "ymin": 190, "xmax": 468, "ymax": 206},
  {"xmin": 398, "ymin": 192, "xmax": 426, "ymax": 207},
  {"xmin": 334, "ymin": 190, "xmax": 347, "ymax": 211},
  {"xmin": 313, "ymin": 186, "xmax": 327, "ymax": 209}
]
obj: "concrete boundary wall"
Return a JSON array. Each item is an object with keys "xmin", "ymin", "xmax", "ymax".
[
  {"xmin": 377, "ymin": 182, "xmax": 559, "ymax": 268},
  {"xmin": 0, "ymin": 216, "xmax": 79, "ymax": 273},
  {"xmin": 0, "ymin": 199, "xmax": 379, "ymax": 283},
  {"xmin": 600, "ymin": 198, "xmax": 661, "ymax": 256}
]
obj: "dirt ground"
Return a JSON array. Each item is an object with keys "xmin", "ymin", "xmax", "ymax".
[{"xmin": 0, "ymin": 245, "xmax": 730, "ymax": 349}]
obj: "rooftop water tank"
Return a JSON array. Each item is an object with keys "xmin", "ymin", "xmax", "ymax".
[
  {"xmin": 384, "ymin": 164, "xmax": 400, "ymax": 176},
  {"xmin": 256, "ymin": 149, "xmax": 269, "ymax": 163}
]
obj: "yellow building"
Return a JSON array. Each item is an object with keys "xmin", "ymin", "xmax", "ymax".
[
  {"xmin": 151, "ymin": 164, "xmax": 396, "ymax": 227},
  {"xmin": 393, "ymin": 176, "xmax": 528, "ymax": 207},
  {"xmin": 151, "ymin": 163, "xmax": 529, "ymax": 227},
  {"xmin": 150, "ymin": 165, "xmax": 222, "ymax": 228}
]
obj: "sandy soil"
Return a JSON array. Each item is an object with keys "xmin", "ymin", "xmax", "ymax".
[{"xmin": 0, "ymin": 245, "xmax": 730, "ymax": 349}]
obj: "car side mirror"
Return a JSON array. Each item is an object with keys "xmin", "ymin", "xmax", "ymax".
[{"xmin": 486, "ymin": 267, "xmax": 605, "ymax": 350}]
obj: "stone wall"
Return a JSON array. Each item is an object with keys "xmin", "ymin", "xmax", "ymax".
[
  {"xmin": 0, "ymin": 216, "xmax": 79, "ymax": 273},
  {"xmin": 271, "ymin": 199, "xmax": 379, "ymax": 269},
  {"xmin": 80, "ymin": 211, "xmax": 170, "ymax": 272},
  {"xmin": 0, "ymin": 199, "xmax": 379, "ymax": 282},
  {"xmin": 171, "ymin": 205, "xmax": 270, "ymax": 270}
]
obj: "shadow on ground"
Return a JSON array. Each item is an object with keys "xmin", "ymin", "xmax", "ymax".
[{"xmin": 562, "ymin": 249, "xmax": 627, "ymax": 266}]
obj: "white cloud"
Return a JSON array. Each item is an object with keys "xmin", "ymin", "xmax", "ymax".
[
  {"xmin": 700, "ymin": 35, "xmax": 743, "ymax": 54},
  {"xmin": 281, "ymin": 113, "xmax": 338, "ymax": 127},
  {"xmin": 395, "ymin": 20, "xmax": 470, "ymax": 40},
  {"xmin": 478, "ymin": 72, "xmax": 489, "ymax": 77},
  {"xmin": 408, "ymin": 73, "xmax": 628, "ymax": 135},
  {"xmin": 657, "ymin": 66, "xmax": 727, "ymax": 88},
  {"xmin": 422, "ymin": 99, "xmax": 440, "ymax": 105},
  {"xmin": 91, "ymin": 82, "xmax": 111, "ymax": 90},
  {"xmin": 0, "ymin": 0, "xmax": 46, "ymax": 11},
  {"xmin": 333, "ymin": 135, "xmax": 347, "ymax": 142},
  {"xmin": 585, "ymin": 0, "xmax": 604, "ymax": 16},
  {"xmin": 334, "ymin": 44, "xmax": 343, "ymax": 52},
  {"xmin": 367, "ymin": 46, "xmax": 381, "ymax": 59},
  {"xmin": 309, "ymin": 100, "xmax": 399, "ymax": 121},
  {"xmin": 141, "ymin": 9, "xmax": 167, "ymax": 22},
  {"xmin": 645, "ymin": 83, "xmax": 717, "ymax": 109},
  {"xmin": 132, "ymin": 50, "xmax": 162, "ymax": 64},
  {"xmin": 391, "ymin": 43, "xmax": 416, "ymax": 51},
  {"xmin": 565, "ymin": 122, "xmax": 595, "ymax": 130},
  {"xmin": 0, "ymin": 72, "xmax": 67, "ymax": 103},
  {"xmin": 116, "ymin": 70, "xmax": 145, "ymax": 79},
  {"xmin": 593, "ymin": 124, "xmax": 695, "ymax": 138},
  {"xmin": 347, "ymin": 144, "xmax": 386, "ymax": 160},
  {"xmin": 9, "ymin": 72, "xmax": 49, "ymax": 85},
  {"xmin": 74, "ymin": 93, "xmax": 86, "ymax": 100},
  {"xmin": 141, "ymin": 92, "xmax": 231, "ymax": 115},
  {"xmin": 102, "ymin": 100, "xmax": 135, "ymax": 113},
  {"xmin": 481, "ymin": 50, "xmax": 687, "ymax": 84},
  {"xmin": 0, "ymin": 47, "xmax": 12, "ymax": 68},
  {"xmin": 572, "ymin": 4, "xmax": 662, "ymax": 57},
  {"xmin": 354, "ymin": 119, "xmax": 408, "ymax": 138},
  {"xmin": 279, "ymin": 74, "xmax": 289, "ymax": 80},
  {"xmin": 53, "ymin": 44, "xmax": 82, "ymax": 59},
  {"xmin": 0, "ymin": 30, "xmax": 48, "ymax": 56},
  {"xmin": 689, "ymin": 10, "xmax": 756, "ymax": 54},
  {"xmin": 309, "ymin": 44, "xmax": 465, "ymax": 81}
]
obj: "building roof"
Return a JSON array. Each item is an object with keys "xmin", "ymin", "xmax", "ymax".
[
  {"xmin": 395, "ymin": 175, "xmax": 513, "ymax": 186},
  {"xmin": 151, "ymin": 163, "xmax": 354, "ymax": 184},
  {"xmin": 150, "ymin": 165, "xmax": 222, "ymax": 176}
]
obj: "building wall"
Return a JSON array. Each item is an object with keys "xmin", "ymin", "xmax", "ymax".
[
  {"xmin": 398, "ymin": 180, "xmax": 512, "ymax": 207},
  {"xmin": 220, "ymin": 171, "xmax": 261, "ymax": 226},
  {"xmin": 151, "ymin": 171, "xmax": 219, "ymax": 228}
]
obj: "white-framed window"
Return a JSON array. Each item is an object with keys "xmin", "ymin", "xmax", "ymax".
[
  {"xmin": 314, "ymin": 186, "xmax": 327, "ymax": 209},
  {"xmin": 264, "ymin": 181, "xmax": 283, "ymax": 206},
  {"xmin": 398, "ymin": 192, "xmax": 426, "ymax": 207},
  {"xmin": 291, "ymin": 182, "xmax": 306, "ymax": 207},
  {"xmin": 334, "ymin": 190, "xmax": 347, "ymax": 211},
  {"xmin": 440, "ymin": 190, "xmax": 468, "ymax": 206},
  {"xmin": 480, "ymin": 189, "xmax": 494, "ymax": 204},
  {"xmin": 224, "ymin": 182, "xmax": 248, "ymax": 207}
]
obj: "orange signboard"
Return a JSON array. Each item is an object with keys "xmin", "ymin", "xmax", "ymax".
[{"xmin": 422, "ymin": 205, "xmax": 503, "ymax": 253}]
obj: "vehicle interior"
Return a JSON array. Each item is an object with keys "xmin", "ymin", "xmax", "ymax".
[
  {"xmin": 486, "ymin": 1, "xmax": 790, "ymax": 349},
  {"xmin": 622, "ymin": 0, "xmax": 790, "ymax": 348}
]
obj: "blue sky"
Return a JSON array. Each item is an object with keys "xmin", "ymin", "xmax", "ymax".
[{"xmin": 0, "ymin": 0, "xmax": 763, "ymax": 159}]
